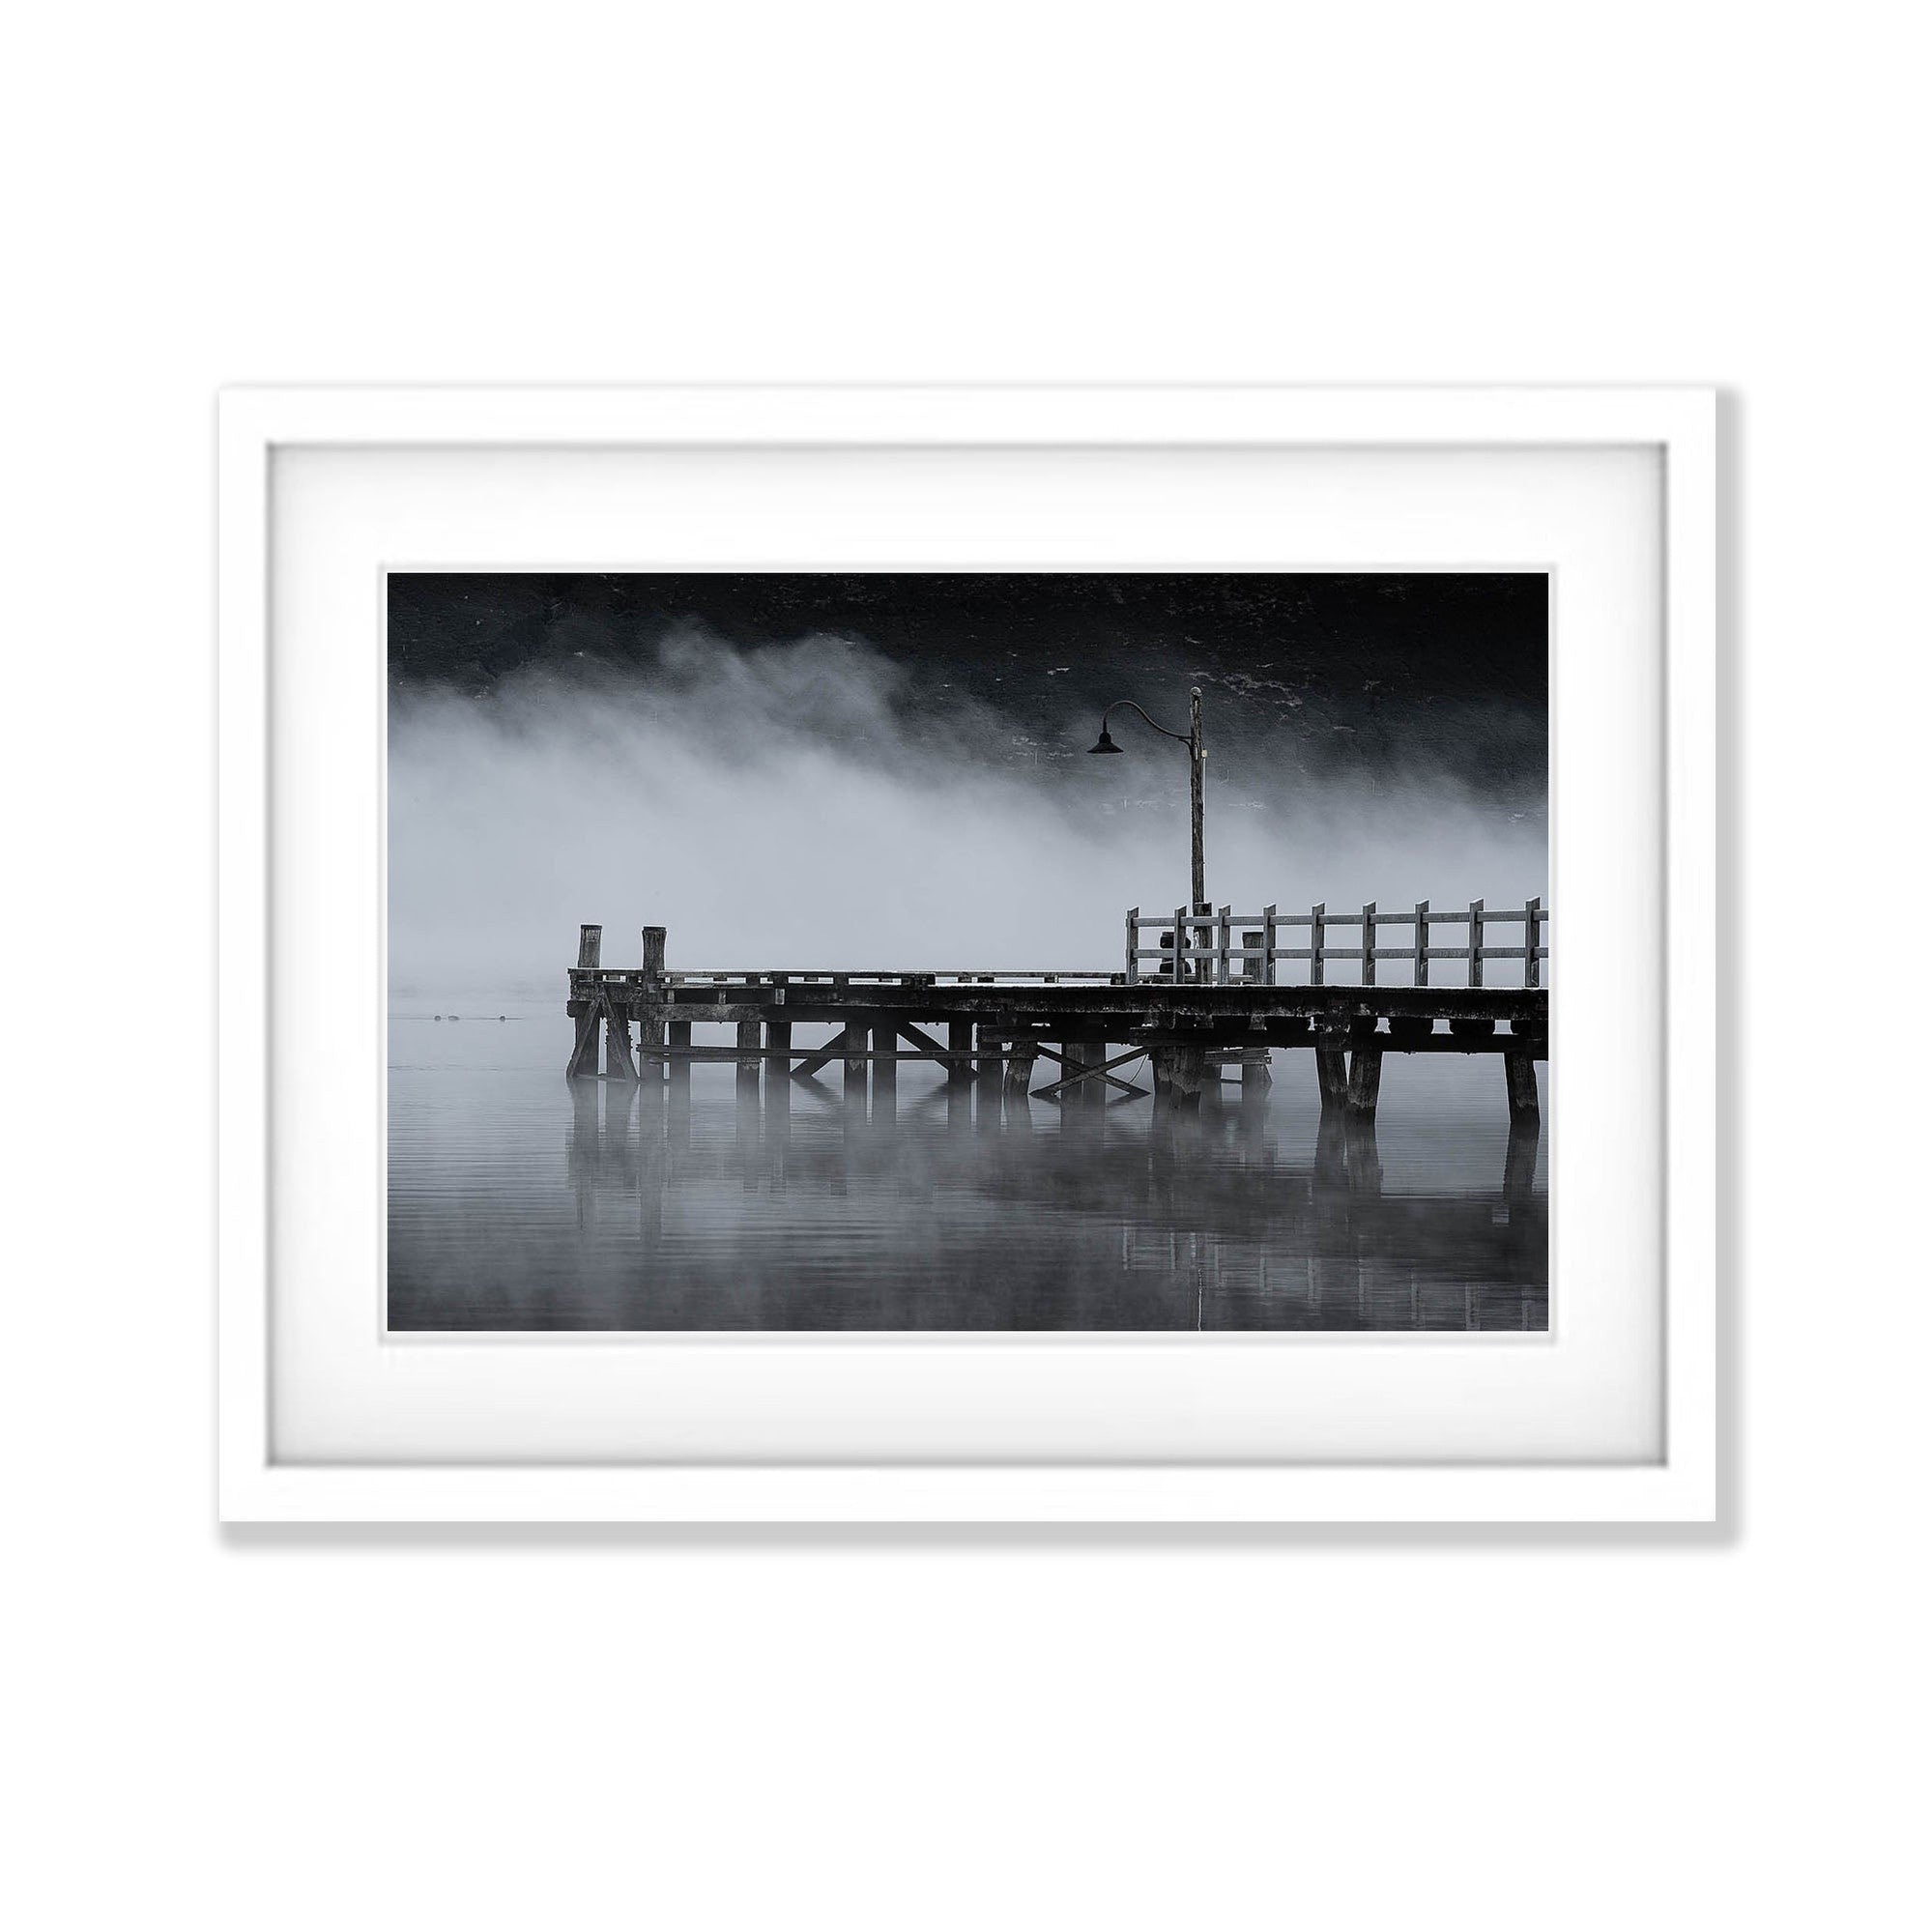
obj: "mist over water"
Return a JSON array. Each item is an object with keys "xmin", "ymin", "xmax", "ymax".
[
  {"xmin": 389, "ymin": 628, "xmax": 1547, "ymax": 1000},
  {"xmin": 387, "ymin": 600, "xmax": 1548, "ymax": 1334}
]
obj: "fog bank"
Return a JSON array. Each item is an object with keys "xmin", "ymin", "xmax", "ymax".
[{"xmin": 389, "ymin": 631, "xmax": 1546, "ymax": 1001}]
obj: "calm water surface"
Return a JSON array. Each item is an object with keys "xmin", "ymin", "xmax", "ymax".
[{"xmin": 388, "ymin": 1007, "xmax": 1547, "ymax": 1330}]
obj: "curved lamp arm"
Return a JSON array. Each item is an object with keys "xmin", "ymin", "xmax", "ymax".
[{"xmin": 1096, "ymin": 697, "xmax": 1192, "ymax": 747}]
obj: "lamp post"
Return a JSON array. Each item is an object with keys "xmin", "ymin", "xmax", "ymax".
[{"xmin": 1087, "ymin": 685, "xmax": 1206, "ymax": 912}]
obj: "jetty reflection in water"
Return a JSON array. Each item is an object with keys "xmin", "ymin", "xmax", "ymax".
[{"xmin": 387, "ymin": 1011, "xmax": 1546, "ymax": 1331}]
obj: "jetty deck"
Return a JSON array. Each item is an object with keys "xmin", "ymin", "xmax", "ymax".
[{"xmin": 565, "ymin": 900, "xmax": 1549, "ymax": 1122}]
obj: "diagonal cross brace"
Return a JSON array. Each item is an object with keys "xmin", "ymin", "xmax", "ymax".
[{"xmin": 1030, "ymin": 1045, "xmax": 1150, "ymax": 1100}]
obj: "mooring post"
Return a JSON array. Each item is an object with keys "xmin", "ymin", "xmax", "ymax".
[
  {"xmin": 1504, "ymin": 1051, "xmax": 1540, "ymax": 1123},
  {"xmin": 577, "ymin": 924, "xmax": 602, "ymax": 970}
]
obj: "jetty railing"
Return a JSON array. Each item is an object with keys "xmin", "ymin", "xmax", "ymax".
[{"xmin": 1127, "ymin": 899, "xmax": 1548, "ymax": 988}]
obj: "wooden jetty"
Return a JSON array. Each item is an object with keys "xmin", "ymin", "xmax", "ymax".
[{"xmin": 565, "ymin": 899, "xmax": 1549, "ymax": 1123}]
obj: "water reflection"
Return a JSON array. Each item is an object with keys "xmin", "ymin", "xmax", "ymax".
[{"xmin": 389, "ymin": 1015, "xmax": 1547, "ymax": 1331}]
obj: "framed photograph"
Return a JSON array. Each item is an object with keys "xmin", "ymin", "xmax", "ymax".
[{"xmin": 218, "ymin": 386, "xmax": 1716, "ymax": 1521}]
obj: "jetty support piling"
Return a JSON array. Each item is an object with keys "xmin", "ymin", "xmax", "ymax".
[
  {"xmin": 1505, "ymin": 1050, "xmax": 1541, "ymax": 1122},
  {"xmin": 565, "ymin": 913, "xmax": 1550, "ymax": 1126},
  {"xmin": 1345, "ymin": 1042, "xmax": 1383, "ymax": 1117}
]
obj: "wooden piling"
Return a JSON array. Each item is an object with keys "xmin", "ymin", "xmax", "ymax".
[
  {"xmin": 1346, "ymin": 1044, "xmax": 1383, "ymax": 1117},
  {"xmin": 843, "ymin": 1024, "xmax": 869, "ymax": 1107},
  {"xmin": 1504, "ymin": 1051, "xmax": 1540, "ymax": 1122},
  {"xmin": 577, "ymin": 924, "xmax": 602, "ymax": 969},
  {"xmin": 640, "ymin": 925, "xmax": 665, "ymax": 981},
  {"xmin": 1315, "ymin": 1022, "xmax": 1349, "ymax": 1110},
  {"xmin": 736, "ymin": 1019, "xmax": 762, "ymax": 1100},
  {"xmin": 873, "ymin": 1024, "xmax": 898, "ymax": 1096},
  {"xmin": 668, "ymin": 1019, "xmax": 691, "ymax": 1091},
  {"xmin": 946, "ymin": 1020, "xmax": 974, "ymax": 1084},
  {"xmin": 604, "ymin": 1005, "xmax": 638, "ymax": 1081}
]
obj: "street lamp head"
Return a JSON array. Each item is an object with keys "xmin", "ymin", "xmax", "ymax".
[{"xmin": 1087, "ymin": 728, "xmax": 1123, "ymax": 754}]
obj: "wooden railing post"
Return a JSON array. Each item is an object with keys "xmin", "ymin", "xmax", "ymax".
[
  {"xmin": 577, "ymin": 924, "xmax": 602, "ymax": 969},
  {"xmin": 1525, "ymin": 896, "xmax": 1542, "ymax": 988},
  {"xmin": 1262, "ymin": 904, "xmax": 1278, "ymax": 986},
  {"xmin": 1468, "ymin": 899, "xmax": 1485, "ymax": 988},
  {"xmin": 641, "ymin": 925, "xmax": 665, "ymax": 979},
  {"xmin": 1311, "ymin": 903, "xmax": 1326, "ymax": 986},
  {"xmin": 1217, "ymin": 906, "xmax": 1231, "ymax": 986},
  {"xmin": 1125, "ymin": 907, "xmax": 1139, "ymax": 984},
  {"xmin": 1414, "ymin": 900, "xmax": 1428, "ymax": 987},
  {"xmin": 1174, "ymin": 905, "xmax": 1190, "ymax": 982},
  {"xmin": 1362, "ymin": 901, "xmax": 1376, "ymax": 986}
]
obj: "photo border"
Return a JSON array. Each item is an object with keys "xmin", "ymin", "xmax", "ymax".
[{"xmin": 218, "ymin": 387, "xmax": 1716, "ymax": 1522}]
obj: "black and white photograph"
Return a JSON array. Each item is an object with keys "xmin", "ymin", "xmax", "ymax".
[{"xmin": 388, "ymin": 570, "xmax": 1549, "ymax": 1331}]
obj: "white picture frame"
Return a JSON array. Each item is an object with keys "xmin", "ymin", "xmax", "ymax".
[{"xmin": 218, "ymin": 385, "xmax": 1716, "ymax": 1523}]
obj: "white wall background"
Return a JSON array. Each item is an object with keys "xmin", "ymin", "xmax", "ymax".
[{"xmin": 3, "ymin": 5, "xmax": 1925, "ymax": 1927}]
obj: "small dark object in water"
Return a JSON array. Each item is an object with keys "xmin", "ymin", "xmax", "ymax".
[
  {"xmin": 449, "ymin": 1015, "xmax": 461, "ymax": 1022},
  {"xmin": 499, "ymin": 1015, "xmax": 505, "ymax": 1022},
  {"xmin": 433, "ymin": 1015, "xmax": 442, "ymax": 1022}
]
